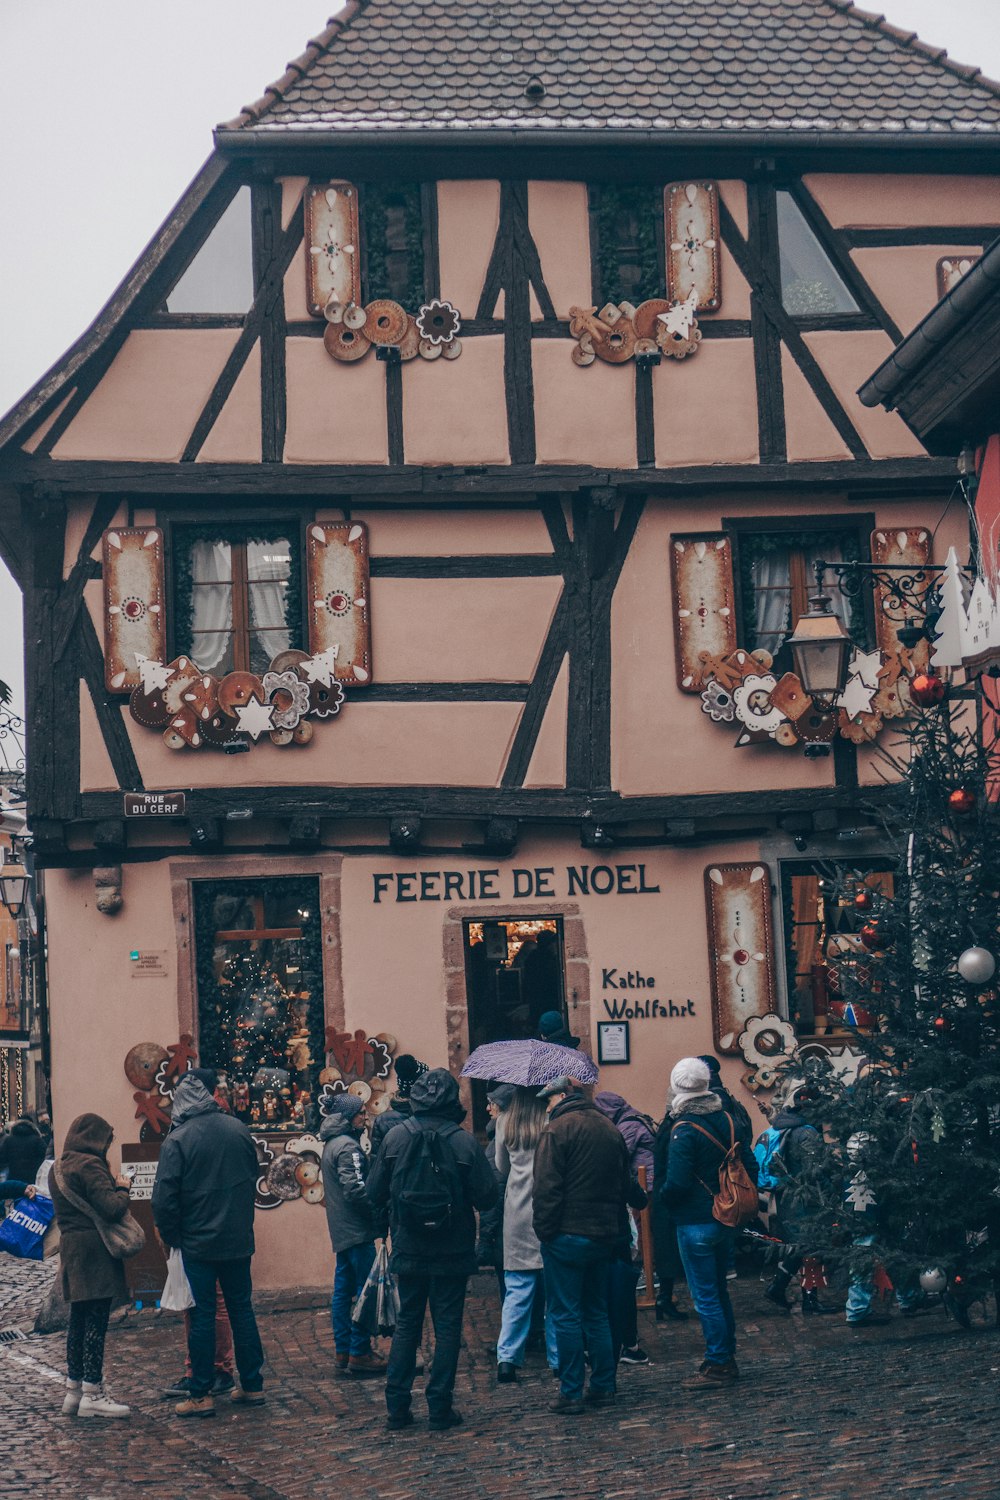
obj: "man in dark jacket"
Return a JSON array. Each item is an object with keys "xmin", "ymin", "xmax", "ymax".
[
  {"xmin": 699, "ymin": 1055, "xmax": 753, "ymax": 1149},
  {"xmin": 532, "ymin": 1076, "xmax": 631, "ymax": 1415},
  {"xmin": 320, "ymin": 1093, "xmax": 386, "ymax": 1378},
  {"xmin": 538, "ymin": 1011, "xmax": 581, "ymax": 1051},
  {"xmin": 367, "ymin": 1068, "xmax": 497, "ymax": 1432},
  {"xmin": 152, "ymin": 1068, "xmax": 265, "ymax": 1419},
  {"xmin": 661, "ymin": 1058, "xmax": 758, "ymax": 1389},
  {"xmin": 761, "ymin": 1085, "xmax": 832, "ymax": 1314},
  {"xmin": 369, "ymin": 1054, "xmax": 428, "ymax": 1157},
  {"xmin": 0, "ymin": 1118, "xmax": 46, "ymax": 1183}
]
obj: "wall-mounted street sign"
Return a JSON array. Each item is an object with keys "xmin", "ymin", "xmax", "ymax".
[{"xmin": 123, "ymin": 791, "xmax": 186, "ymax": 818}]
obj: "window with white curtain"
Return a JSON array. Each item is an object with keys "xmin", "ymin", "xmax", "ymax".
[
  {"xmin": 174, "ymin": 528, "xmax": 299, "ymax": 676},
  {"xmin": 735, "ymin": 527, "xmax": 868, "ymax": 673}
]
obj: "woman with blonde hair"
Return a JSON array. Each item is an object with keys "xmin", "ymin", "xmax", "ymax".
[{"xmin": 494, "ymin": 1086, "xmax": 559, "ymax": 1382}]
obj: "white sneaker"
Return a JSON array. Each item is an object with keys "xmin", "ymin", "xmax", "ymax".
[
  {"xmin": 61, "ymin": 1379, "xmax": 82, "ymax": 1416},
  {"xmin": 78, "ymin": 1383, "xmax": 130, "ymax": 1419}
]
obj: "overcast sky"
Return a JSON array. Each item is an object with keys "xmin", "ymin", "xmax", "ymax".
[{"xmin": 1, "ymin": 0, "xmax": 999, "ymax": 719}]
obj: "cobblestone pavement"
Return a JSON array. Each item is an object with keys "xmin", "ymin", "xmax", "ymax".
[{"xmin": 1, "ymin": 1261, "xmax": 998, "ymax": 1500}]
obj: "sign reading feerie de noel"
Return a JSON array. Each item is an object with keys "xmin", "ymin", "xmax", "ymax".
[
  {"xmin": 600, "ymin": 966, "xmax": 696, "ymax": 1021},
  {"xmin": 371, "ymin": 863, "xmax": 661, "ymax": 904},
  {"xmin": 124, "ymin": 791, "xmax": 186, "ymax": 818}
]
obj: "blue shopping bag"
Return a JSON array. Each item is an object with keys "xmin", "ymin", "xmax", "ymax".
[{"xmin": 0, "ymin": 1193, "xmax": 54, "ymax": 1261}]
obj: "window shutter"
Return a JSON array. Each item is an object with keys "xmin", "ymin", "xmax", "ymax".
[
  {"xmin": 305, "ymin": 182, "xmax": 361, "ymax": 317},
  {"xmin": 704, "ymin": 863, "xmax": 777, "ymax": 1054},
  {"xmin": 670, "ymin": 533, "xmax": 737, "ymax": 692},
  {"xmin": 102, "ymin": 527, "xmax": 166, "ymax": 692},
  {"xmin": 870, "ymin": 527, "xmax": 932, "ymax": 667},
  {"xmin": 665, "ymin": 182, "xmax": 721, "ymax": 312},
  {"xmin": 306, "ymin": 522, "xmax": 372, "ymax": 686}
]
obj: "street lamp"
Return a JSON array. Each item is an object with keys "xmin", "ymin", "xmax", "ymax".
[
  {"xmin": 0, "ymin": 858, "xmax": 29, "ymax": 921},
  {"xmin": 787, "ymin": 590, "xmax": 852, "ymax": 708}
]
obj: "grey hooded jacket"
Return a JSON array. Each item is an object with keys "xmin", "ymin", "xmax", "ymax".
[{"xmin": 320, "ymin": 1114, "xmax": 377, "ymax": 1253}]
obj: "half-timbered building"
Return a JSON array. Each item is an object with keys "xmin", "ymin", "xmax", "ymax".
[{"xmin": 1, "ymin": 0, "xmax": 999, "ymax": 1290}]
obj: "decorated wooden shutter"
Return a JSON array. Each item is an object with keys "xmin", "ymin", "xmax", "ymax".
[
  {"xmin": 705, "ymin": 862, "xmax": 777, "ymax": 1054},
  {"xmin": 665, "ymin": 182, "xmax": 721, "ymax": 312},
  {"xmin": 306, "ymin": 522, "xmax": 372, "ymax": 685},
  {"xmin": 305, "ymin": 181, "xmax": 361, "ymax": 317},
  {"xmin": 670, "ymin": 533, "xmax": 737, "ymax": 692},
  {"xmin": 870, "ymin": 527, "xmax": 932, "ymax": 669},
  {"xmin": 102, "ymin": 527, "xmax": 166, "ymax": 692}
]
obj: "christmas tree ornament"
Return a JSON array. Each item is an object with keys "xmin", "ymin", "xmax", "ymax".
[
  {"xmin": 919, "ymin": 1267, "xmax": 947, "ymax": 1294},
  {"xmin": 854, "ymin": 888, "xmax": 873, "ymax": 912},
  {"xmin": 948, "ymin": 788, "xmax": 976, "ymax": 816},
  {"xmin": 860, "ymin": 921, "xmax": 882, "ymax": 951},
  {"xmin": 909, "ymin": 672, "xmax": 946, "ymax": 707},
  {"xmin": 933, "ymin": 1014, "xmax": 950, "ymax": 1032},
  {"xmin": 957, "ymin": 945, "xmax": 996, "ymax": 985},
  {"xmin": 931, "ymin": 1107, "xmax": 946, "ymax": 1142}
]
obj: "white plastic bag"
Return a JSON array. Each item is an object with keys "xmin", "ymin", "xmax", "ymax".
[{"xmin": 160, "ymin": 1247, "xmax": 195, "ymax": 1312}]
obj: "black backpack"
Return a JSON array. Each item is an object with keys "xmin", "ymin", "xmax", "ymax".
[{"xmin": 393, "ymin": 1119, "xmax": 464, "ymax": 1234}]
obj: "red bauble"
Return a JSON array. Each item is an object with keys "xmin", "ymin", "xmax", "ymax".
[
  {"xmin": 910, "ymin": 672, "xmax": 946, "ymax": 707},
  {"xmin": 860, "ymin": 922, "xmax": 882, "ymax": 951},
  {"xmin": 933, "ymin": 1014, "xmax": 951, "ymax": 1032},
  {"xmin": 854, "ymin": 889, "xmax": 873, "ymax": 912},
  {"xmin": 948, "ymin": 788, "xmax": 976, "ymax": 816}
]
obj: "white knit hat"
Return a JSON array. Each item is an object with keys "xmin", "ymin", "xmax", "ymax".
[{"xmin": 670, "ymin": 1057, "xmax": 711, "ymax": 1095}]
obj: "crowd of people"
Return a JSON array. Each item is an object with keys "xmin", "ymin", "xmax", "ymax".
[{"xmin": 23, "ymin": 1042, "xmax": 923, "ymax": 1428}]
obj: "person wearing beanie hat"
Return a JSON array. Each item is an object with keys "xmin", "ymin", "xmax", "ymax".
[
  {"xmin": 698, "ymin": 1056, "xmax": 753, "ymax": 1151},
  {"xmin": 320, "ymin": 1093, "xmax": 387, "ymax": 1380},
  {"xmin": 369, "ymin": 1056, "xmax": 429, "ymax": 1158},
  {"xmin": 538, "ymin": 1011, "xmax": 581, "ymax": 1050},
  {"xmin": 660, "ymin": 1057, "xmax": 759, "ymax": 1390}
]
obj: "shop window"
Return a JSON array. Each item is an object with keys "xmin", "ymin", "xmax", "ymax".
[
  {"xmin": 165, "ymin": 186, "xmax": 254, "ymax": 315},
  {"xmin": 590, "ymin": 185, "xmax": 661, "ymax": 305},
  {"xmin": 172, "ymin": 524, "xmax": 303, "ymax": 676},
  {"xmin": 734, "ymin": 525, "xmax": 869, "ymax": 673},
  {"xmin": 782, "ymin": 863, "xmax": 894, "ymax": 1035},
  {"xmin": 463, "ymin": 918, "xmax": 568, "ymax": 1132},
  {"xmin": 776, "ymin": 191, "xmax": 858, "ymax": 318},
  {"xmin": 194, "ymin": 879, "xmax": 324, "ymax": 1134},
  {"xmin": 362, "ymin": 182, "xmax": 426, "ymax": 309}
]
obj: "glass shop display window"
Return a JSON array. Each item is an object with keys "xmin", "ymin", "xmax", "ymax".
[
  {"xmin": 782, "ymin": 862, "xmax": 895, "ymax": 1036},
  {"xmin": 193, "ymin": 879, "xmax": 324, "ymax": 1134},
  {"xmin": 172, "ymin": 525, "xmax": 302, "ymax": 677}
]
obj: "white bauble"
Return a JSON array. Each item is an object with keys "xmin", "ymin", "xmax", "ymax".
[
  {"xmin": 919, "ymin": 1267, "xmax": 947, "ymax": 1294},
  {"xmin": 957, "ymin": 946, "xmax": 996, "ymax": 985}
]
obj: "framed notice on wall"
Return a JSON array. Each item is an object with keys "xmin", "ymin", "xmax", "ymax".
[{"xmin": 597, "ymin": 1021, "xmax": 630, "ymax": 1065}]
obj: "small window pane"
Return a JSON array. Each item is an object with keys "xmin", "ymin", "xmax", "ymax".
[
  {"xmin": 776, "ymin": 192, "xmax": 858, "ymax": 318},
  {"xmin": 166, "ymin": 186, "xmax": 254, "ymax": 314},
  {"xmin": 188, "ymin": 541, "xmax": 234, "ymax": 672}
]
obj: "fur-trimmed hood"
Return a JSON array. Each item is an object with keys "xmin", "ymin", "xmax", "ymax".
[{"xmin": 669, "ymin": 1092, "xmax": 723, "ymax": 1120}]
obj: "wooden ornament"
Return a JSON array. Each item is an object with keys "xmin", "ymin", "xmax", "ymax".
[
  {"xmin": 103, "ymin": 528, "xmax": 166, "ymax": 692},
  {"xmin": 670, "ymin": 535, "xmax": 737, "ymax": 692},
  {"xmin": 838, "ymin": 709, "xmax": 883, "ymax": 744},
  {"xmin": 665, "ymin": 182, "xmax": 721, "ymax": 312},
  {"xmin": 705, "ymin": 863, "xmax": 777, "ymax": 1054},
  {"xmin": 218, "ymin": 671, "xmax": 265, "ymax": 716},
  {"xmin": 796, "ymin": 706, "xmax": 839, "ymax": 743},
  {"xmin": 870, "ymin": 527, "xmax": 932, "ymax": 671},
  {"xmin": 768, "ymin": 672, "xmax": 812, "ymax": 722},
  {"xmin": 306, "ymin": 183, "xmax": 361, "ymax": 317},
  {"xmin": 306, "ymin": 523, "xmax": 371, "ymax": 687},
  {"xmin": 324, "ymin": 323, "xmax": 371, "ymax": 362},
  {"xmin": 592, "ymin": 322, "xmax": 636, "ymax": 364},
  {"xmin": 936, "ymin": 255, "xmax": 979, "ymax": 298},
  {"xmin": 397, "ymin": 315, "xmax": 422, "ymax": 361},
  {"xmin": 632, "ymin": 299, "xmax": 674, "ymax": 340},
  {"xmin": 123, "ymin": 1042, "xmax": 169, "ymax": 1092},
  {"xmin": 364, "ymin": 299, "xmax": 408, "ymax": 346}
]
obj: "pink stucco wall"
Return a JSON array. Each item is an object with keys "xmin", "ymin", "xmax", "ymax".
[{"xmin": 804, "ymin": 173, "xmax": 1000, "ymax": 228}]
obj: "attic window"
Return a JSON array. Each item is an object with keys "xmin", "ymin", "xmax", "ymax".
[
  {"xmin": 166, "ymin": 187, "xmax": 254, "ymax": 315},
  {"xmin": 775, "ymin": 192, "xmax": 858, "ymax": 319},
  {"xmin": 591, "ymin": 186, "xmax": 661, "ymax": 305},
  {"xmin": 362, "ymin": 183, "xmax": 425, "ymax": 309}
]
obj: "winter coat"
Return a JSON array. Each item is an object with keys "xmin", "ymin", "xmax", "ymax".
[
  {"xmin": 475, "ymin": 1117, "xmax": 504, "ymax": 1259},
  {"xmin": 0, "ymin": 1178, "xmax": 29, "ymax": 1201},
  {"xmin": 0, "ymin": 1119, "xmax": 46, "ymax": 1183},
  {"xmin": 369, "ymin": 1097, "xmax": 414, "ymax": 1158},
  {"xmin": 650, "ymin": 1115, "xmax": 683, "ymax": 1280},
  {"xmin": 494, "ymin": 1113, "xmax": 543, "ymax": 1271},
  {"xmin": 532, "ymin": 1094, "xmax": 632, "ymax": 1247},
  {"xmin": 366, "ymin": 1069, "xmax": 498, "ymax": 1278},
  {"xmin": 539, "ymin": 1025, "xmax": 580, "ymax": 1050},
  {"xmin": 152, "ymin": 1077, "xmax": 257, "ymax": 1261},
  {"xmin": 594, "ymin": 1092, "xmax": 656, "ymax": 1184},
  {"xmin": 660, "ymin": 1094, "xmax": 759, "ymax": 1225},
  {"xmin": 320, "ymin": 1114, "xmax": 376, "ymax": 1253},
  {"xmin": 712, "ymin": 1085, "xmax": 754, "ymax": 1151},
  {"xmin": 768, "ymin": 1107, "xmax": 821, "ymax": 1239},
  {"xmin": 51, "ymin": 1113, "xmax": 129, "ymax": 1304}
]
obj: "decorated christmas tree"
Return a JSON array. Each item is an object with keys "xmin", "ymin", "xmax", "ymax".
[
  {"xmin": 216, "ymin": 950, "xmax": 298, "ymax": 1118},
  {"xmin": 797, "ymin": 662, "xmax": 1000, "ymax": 1316}
]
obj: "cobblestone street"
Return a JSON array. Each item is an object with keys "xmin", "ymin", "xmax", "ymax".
[{"xmin": 1, "ymin": 1261, "xmax": 998, "ymax": 1499}]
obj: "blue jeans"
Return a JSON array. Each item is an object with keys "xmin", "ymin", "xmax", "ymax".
[
  {"xmin": 845, "ymin": 1235, "xmax": 922, "ymax": 1322},
  {"xmin": 182, "ymin": 1254, "xmax": 264, "ymax": 1398},
  {"xmin": 675, "ymin": 1221, "xmax": 736, "ymax": 1366},
  {"xmin": 541, "ymin": 1233, "xmax": 615, "ymax": 1401},
  {"xmin": 496, "ymin": 1269, "xmax": 559, "ymax": 1368},
  {"xmin": 331, "ymin": 1241, "xmax": 377, "ymax": 1356}
]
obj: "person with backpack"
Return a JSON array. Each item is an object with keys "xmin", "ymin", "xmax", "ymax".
[
  {"xmin": 595, "ymin": 1090, "xmax": 656, "ymax": 1365},
  {"xmin": 369, "ymin": 1054, "xmax": 429, "ymax": 1158},
  {"xmin": 366, "ymin": 1068, "xmax": 498, "ymax": 1432},
  {"xmin": 660, "ymin": 1058, "xmax": 759, "ymax": 1389},
  {"xmin": 757, "ymin": 1083, "xmax": 833, "ymax": 1315},
  {"xmin": 320, "ymin": 1093, "xmax": 387, "ymax": 1378}
]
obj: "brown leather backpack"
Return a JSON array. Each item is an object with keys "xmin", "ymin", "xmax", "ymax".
[{"xmin": 678, "ymin": 1112, "xmax": 759, "ymax": 1229}]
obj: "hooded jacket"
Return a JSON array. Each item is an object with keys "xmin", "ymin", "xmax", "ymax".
[
  {"xmin": 532, "ymin": 1093, "xmax": 632, "ymax": 1247},
  {"xmin": 594, "ymin": 1092, "xmax": 656, "ymax": 1183},
  {"xmin": 51, "ymin": 1113, "xmax": 130, "ymax": 1304},
  {"xmin": 0, "ymin": 1119, "xmax": 46, "ymax": 1183},
  {"xmin": 660, "ymin": 1094, "xmax": 759, "ymax": 1225},
  {"xmin": 152, "ymin": 1076, "xmax": 258, "ymax": 1260},
  {"xmin": 366, "ymin": 1069, "xmax": 498, "ymax": 1278},
  {"xmin": 320, "ymin": 1113, "xmax": 377, "ymax": 1253}
]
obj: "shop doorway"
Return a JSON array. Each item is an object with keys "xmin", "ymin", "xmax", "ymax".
[{"xmin": 462, "ymin": 917, "xmax": 568, "ymax": 1131}]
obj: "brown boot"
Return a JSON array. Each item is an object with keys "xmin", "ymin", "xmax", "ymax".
[
  {"xmin": 175, "ymin": 1394, "xmax": 216, "ymax": 1419},
  {"xmin": 335, "ymin": 1352, "xmax": 351, "ymax": 1378},
  {"xmin": 688, "ymin": 1361, "xmax": 738, "ymax": 1390},
  {"xmin": 349, "ymin": 1351, "xmax": 388, "ymax": 1378}
]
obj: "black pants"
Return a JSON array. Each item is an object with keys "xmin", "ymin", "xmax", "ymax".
[
  {"xmin": 385, "ymin": 1274, "xmax": 467, "ymax": 1419},
  {"xmin": 67, "ymin": 1298, "xmax": 111, "ymax": 1384}
]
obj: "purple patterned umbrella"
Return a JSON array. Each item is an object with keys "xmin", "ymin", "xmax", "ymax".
[{"xmin": 461, "ymin": 1039, "xmax": 598, "ymax": 1087}]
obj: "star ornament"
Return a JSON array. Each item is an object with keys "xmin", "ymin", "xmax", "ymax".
[
  {"xmin": 301, "ymin": 647, "xmax": 339, "ymax": 686},
  {"xmin": 235, "ymin": 696, "xmax": 276, "ymax": 740},
  {"xmin": 837, "ymin": 672, "xmax": 878, "ymax": 720},
  {"xmin": 846, "ymin": 648, "xmax": 883, "ymax": 692}
]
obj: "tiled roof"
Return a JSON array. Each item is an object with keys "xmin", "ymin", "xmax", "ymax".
[{"xmin": 220, "ymin": 0, "xmax": 1000, "ymax": 137}]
